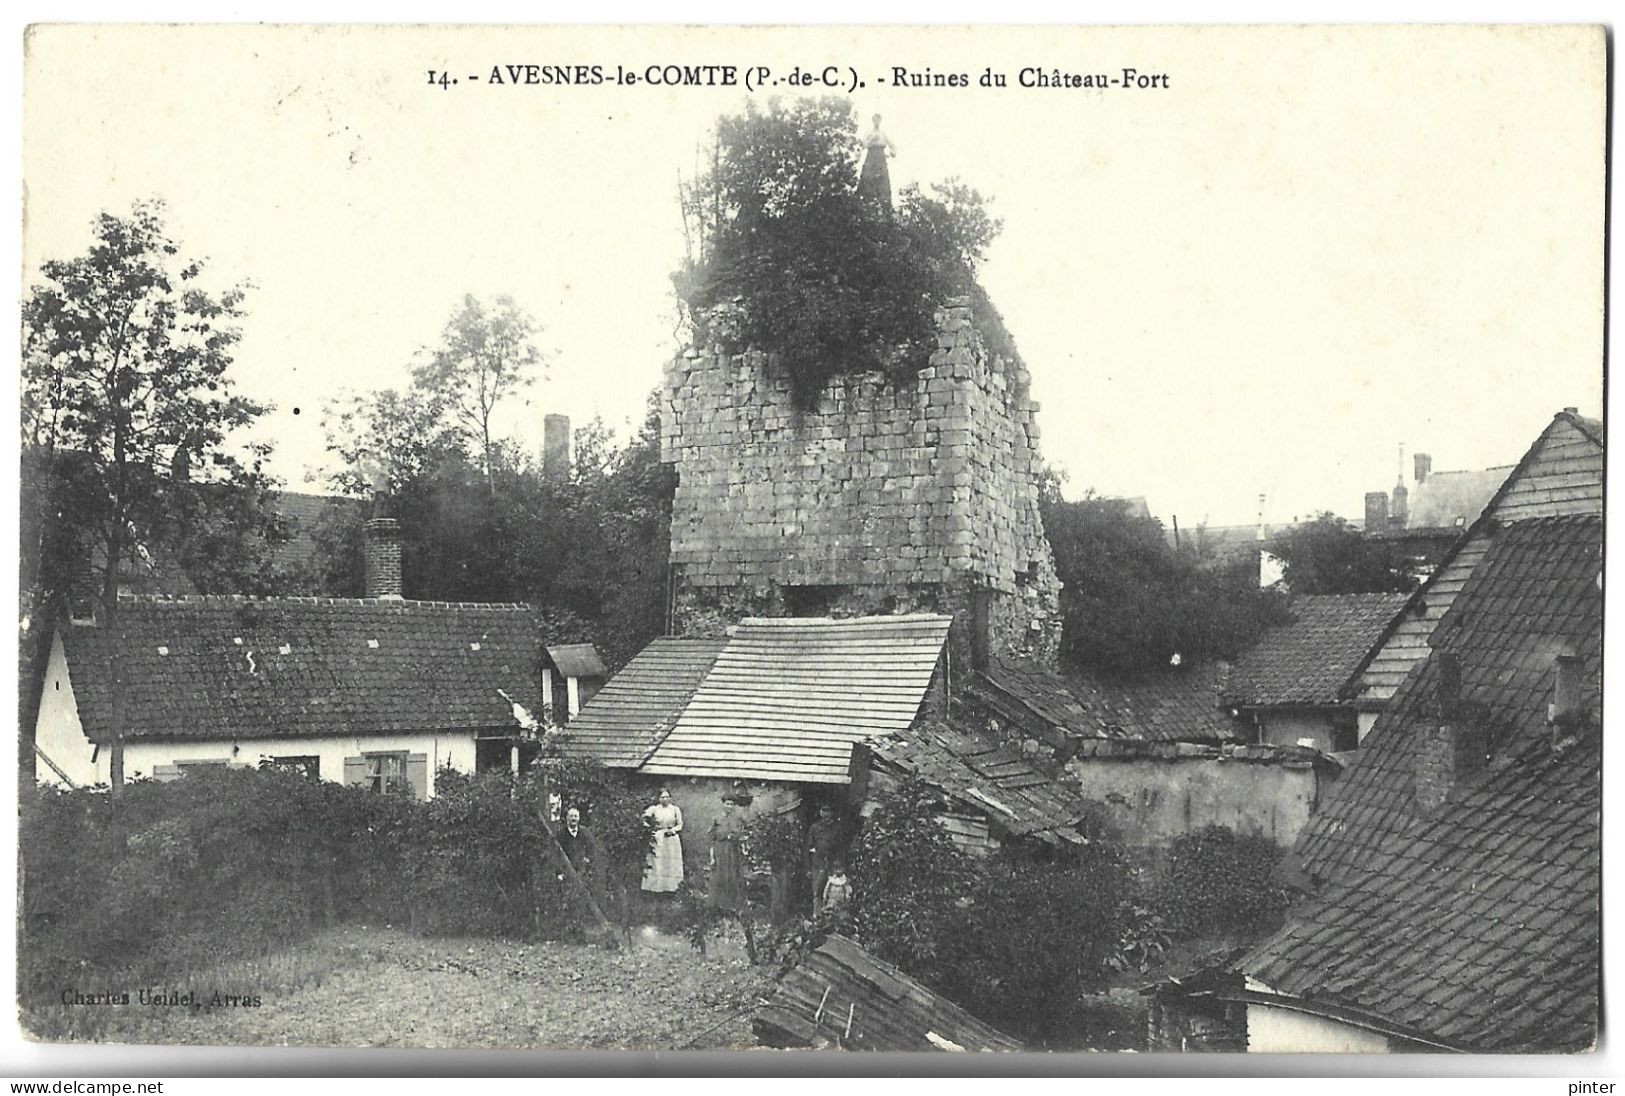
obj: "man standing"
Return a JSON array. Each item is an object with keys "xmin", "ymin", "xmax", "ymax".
[
  {"xmin": 553, "ymin": 806, "xmax": 598, "ymax": 931},
  {"xmin": 557, "ymin": 806, "xmax": 593, "ymax": 877}
]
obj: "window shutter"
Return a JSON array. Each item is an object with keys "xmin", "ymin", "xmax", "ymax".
[
  {"xmin": 407, "ymin": 754, "xmax": 429, "ymax": 800},
  {"xmin": 152, "ymin": 763, "xmax": 182, "ymax": 783},
  {"xmin": 343, "ymin": 756, "xmax": 369, "ymax": 787}
]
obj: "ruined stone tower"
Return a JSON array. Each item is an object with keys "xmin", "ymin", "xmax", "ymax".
[{"xmin": 661, "ymin": 298, "xmax": 1062, "ymax": 668}]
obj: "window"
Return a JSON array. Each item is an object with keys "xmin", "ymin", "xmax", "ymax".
[
  {"xmin": 174, "ymin": 759, "xmax": 228, "ymax": 773},
  {"xmin": 365, "ymin": 752, "xmax": 410, "ymax": 796},
  {"xmin": 343, "ymin": 751, "xmax": 427, "ymax": 798},
  {"xmin": 262, "ymin": 755, "xmax": 321, "ymax": 781}
]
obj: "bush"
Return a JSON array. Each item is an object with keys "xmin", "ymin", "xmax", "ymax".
[
  {"xmin": 19, "ymin": 767, "xmax": 408, "ymax": 1023},
  {"xmin": 399, "ymin": 769, "xmax": 543, "ymax": 937},
  {"xmin": 18, "ymin": 758, "xmax": 661, "ymax": 1030},
  {"xmin": 1153, "ymin": 825, "xmax": 1290, "ymax": 939},
  {"xmin": 845, "ymin": 780, "xmax": 979, "ymax": 986},
  {"xmin": 842, "ymin": 779, "xmax": 1139, "ymax": 1049},
  {"xmin": 939, "ymin": 850, "xmax": 1134, "ymax": 1048}
]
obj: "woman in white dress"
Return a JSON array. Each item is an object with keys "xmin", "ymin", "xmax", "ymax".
[{"xmin": 641, "ymin": 788, "xmax": 684, "ymax": 893}]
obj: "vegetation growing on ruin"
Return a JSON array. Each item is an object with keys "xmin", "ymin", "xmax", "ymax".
[{"xmin": 674, "ymin": 98, "xmax": 1014, "ymax": 408}]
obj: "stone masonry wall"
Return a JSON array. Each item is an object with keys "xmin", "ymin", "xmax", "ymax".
[{"xmin": 662, "ymin": 299, "xmax": 1060, "ymax": 664}]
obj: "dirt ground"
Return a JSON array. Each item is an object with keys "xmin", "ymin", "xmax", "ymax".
[{"xmin": 49, "ymin": 924, "xmax": 775, "ymax": 1051}]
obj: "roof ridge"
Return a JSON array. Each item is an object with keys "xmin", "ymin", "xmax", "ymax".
[
  {"xmin": 114, "ymin": 594, "xmax": 538, "ymax": 610},
  {"xmin": 735, "ymin": 613, "xmax": 954, "ymax": 626}
]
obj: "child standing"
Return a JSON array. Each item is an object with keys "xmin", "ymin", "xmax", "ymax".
[{"xmin": 820, "ymin": 862, "xmax": 852, "ymax": 913}]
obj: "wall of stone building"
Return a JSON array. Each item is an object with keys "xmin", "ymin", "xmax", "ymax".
[
  {"xmin": 662, "ymin": 299, "xmax": 1061, "ymax": 665},
  {"xmin": 1063, "ymin": 742, "xmax": 1326, "ymax": 850}
]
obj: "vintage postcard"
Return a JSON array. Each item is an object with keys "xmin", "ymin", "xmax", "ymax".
[{"xmin": 16, "ymin": 23, "xmax": 1605, "ymax": 1063}]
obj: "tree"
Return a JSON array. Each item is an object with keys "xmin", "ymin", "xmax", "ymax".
[
  {"xmin": 22, "ymin": 202, "xmax": 283, "ymax": 789},
  {"xmin": 412, "ymin": 295, "xmax": 544, "ymax": 488},
  {"xmin": 315, "ymin": 384, "xmax": 673, "ymax": 669},
  {"xmin": 1268, "ymin": 512, "xmax": 1419, "ymax": 595},
  {"xmin": 676, "ymin": 98, "xmax": 1006, "ymax": 407},
  {"xmin": 1041, "ymin": 489, "xmax": 1288, "ymax": 678}
]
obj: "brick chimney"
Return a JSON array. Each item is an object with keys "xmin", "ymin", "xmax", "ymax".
[
  {"xmin": 364, "ymin": 517, "xmax": 404, "ymax": 599},
  {"xmin": 1548, "ymin": 653, "xmax": 1588, "ymax": 748},
  {"xmin": 1364, "ymin": 491, "xmax": 1389, "ymax": 534},
  {"xmin": 543, "ymin": 414, "xmax": 571, "ymax": 487},
  {"xmin": 1415, "ymin": 651, "xmax": 1487, "ymax": 815},
  {"xmin": 1391, "ymin": 479, "xmax": 1409, "ymax": 529},
  {"xmin": 1413, "ymin": 452, "xmax": 1432, "ymax": 485}
]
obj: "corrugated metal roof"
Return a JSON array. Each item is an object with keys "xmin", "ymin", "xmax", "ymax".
[
  {"xmin": 546, "ymin": 642, "xmax": 608, "ymax": 680},
  {"xmin": 754, "ymin": 934, "xmax": 1022, "ymax": 1052},
  {"xmin": 640, "ymin": 615, "xmax": 952, "ymax": 784},
  {"xmin": 555, "ymin": 637, "xmax": 726, "ymax": 769}
]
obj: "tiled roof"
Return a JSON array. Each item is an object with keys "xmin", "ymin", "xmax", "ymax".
[
  {"xmin": 980, "ymin": 652, "xmax": 1100, "ymax": 736},
  {"xmin": 1067, "ymin": 661, "xmax": 1240, "ymax": 743},
  {"xmin": 1396, "ymin": 467, "xmax": 1509, "ymax": 533},
  {"xmin": 754, "ymin": 934, "xmax": 1022, "ymax": 1052},
  {"xmin": 1244, "ymin": 728, "xmax": 1599, "ymax": 1052},
  {"xmin": 546, "ymin": 643, "xmax": 607, "ymax": 680},
  {"xmin": 641, "ymin": 615, "xmax": 952, "ymax": 785},
  {"xmin": 1294, "ymin": 514, "xmax": 1602, "ymax": 885},
  {"xmin": 1223, "ymin": 593, "xmax": 1410, "ymax": 708},
  {"xmin": 556, "ymin": 637, "xmax": 726, "ymax": 769},
  {"xmin": 269, "ymin": 491, "xmax": 363, "ymax": 575},
  {"xmin": 1249, "ymin": 515, "xmax": 1601, "ymax": 1051},
  {"xmin": 60, "ymin": 595, "xmax": 545, "ymax": 743},
  {"xmin": 1352, "ymin": 410, "xmax": 1603, "ymax": 706},
  {"xmin": 864, "ymin": 721, "xmax": 1095, "ymax": 845}
]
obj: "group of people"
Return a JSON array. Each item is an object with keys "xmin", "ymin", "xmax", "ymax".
[{"xmin": 548, "ymin": 787, "xmax": 852, "ymax": 919}]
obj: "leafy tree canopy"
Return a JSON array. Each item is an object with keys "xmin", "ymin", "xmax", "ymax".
[
  {"xmin": 411, "ymin": 294, "xmax": 544, "ymax": 487},
  {"xmin": 22, "ymin": 201, "xmax": 286, "ymax": 615},
  {"xmin": 1040, "ymin": 482, "xmax": 1289, "ymax": 679},
  {"xmin": 675, "ymin": 98, "xmax": 1008, "ymax": 406},
  {"xmin": 315, "ymin": 385, "xmax": 672, "ymax": 671},
  {"xmin": 1268, "ymin": 512, "xmax": 1419, "ymax": 595}
]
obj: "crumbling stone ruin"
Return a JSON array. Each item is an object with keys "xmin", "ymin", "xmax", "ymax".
[{"xmin": 661, "ymin": 298, "xmax": 1061, "ymax": 668}]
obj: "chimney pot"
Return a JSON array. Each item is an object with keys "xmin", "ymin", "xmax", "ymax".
[
  {"xmin": 364, "ymin": 517, "xmax": 404, "ymax": 600},
  {"xmin": 1550, "ymin": 653, "xmax": 1586, "ymax": 728},
  {"xmin": 543, "ymin": 414, "xmax": 571, "ymax": 487},
  {"xmin": 1364, "ymin": 491, "xmax": 1389, "ymax": 534},
  {"xmin": 1414, "ymin": 452, "xmax": 1432, "ymax": 485},
  {"xmin": 1417, "ymin": 651, "xmax": 1485, "ymax": 815}
]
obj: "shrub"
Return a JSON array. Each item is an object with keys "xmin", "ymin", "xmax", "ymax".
[
  {"xmin": 1154, "ymin": 825, "xmax": 1290, "ymax": 939},
  {"xmin": 844, "ymin": 779, "xmax": 979, "ymax": 987},
  {"xmin": 18, "ymin": 757, "xmax": 661, "ymax": 1032},
  {"xmin": 937, "ymin": 849, "xmax": 1134, "ymax": 1049},
  {"xmin": 842, "ymin": 780, "xmax": 1139, "ymax": 1049},
  {"xmin": 399, "ymin": 769, "xmax": 543, "ymax": 937},
  {"xmin": 18, "ymin": 767, "xmax": 410, "ymax": 1027}
]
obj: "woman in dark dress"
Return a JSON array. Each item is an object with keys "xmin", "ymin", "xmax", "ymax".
[{"xmin": 708, "ymin": 794, "xmax": 747, "ymax": 912}]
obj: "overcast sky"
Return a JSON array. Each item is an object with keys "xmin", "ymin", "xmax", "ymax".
[{"xmin": 22, "ymin": 24, "xmax": 1605, "ymax": 528}]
